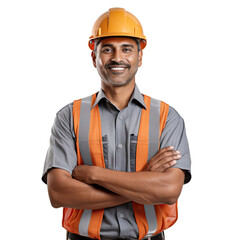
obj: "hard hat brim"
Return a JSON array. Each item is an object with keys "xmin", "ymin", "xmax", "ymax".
[{"xmin": 88, "ymin": 35, "xmax": 147, "ymax": 51}]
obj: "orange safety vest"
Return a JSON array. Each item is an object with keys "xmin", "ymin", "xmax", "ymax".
[{"xmin": 62, "ymin": 93, "xmax": 177, "ymax": 239}]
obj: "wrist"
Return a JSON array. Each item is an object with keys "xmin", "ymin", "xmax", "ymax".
[{"xmin": 90, "ymin": 166, "xmax": 102, "ymax": 184}]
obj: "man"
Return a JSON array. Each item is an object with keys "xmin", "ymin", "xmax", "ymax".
[{"xmin": 42, "ymin": 8, "xmax": 191, "ymax": 240}]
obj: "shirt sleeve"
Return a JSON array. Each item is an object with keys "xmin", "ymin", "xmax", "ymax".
[
  {"xmin": 160, "ymin": 106, "xmax": 192, "ymax": 184},
  {"xmin": 42, "ymin": 103, "xmax": 78, "ymax": 184}
]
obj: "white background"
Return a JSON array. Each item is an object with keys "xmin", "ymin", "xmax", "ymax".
[{"xmin": 1, "ymin": 0, "xmax": 240, "ymax": 239}]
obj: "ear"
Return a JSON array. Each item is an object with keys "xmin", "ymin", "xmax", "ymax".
[
  {"xmin": 91, "ymin": 51, "xmax": 97, "ymax": 68},
  {"xmin": 138, "ymin": 49, "xmax": 143, "ymax": 67}
]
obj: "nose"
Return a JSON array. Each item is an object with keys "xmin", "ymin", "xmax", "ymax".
[{"xmin": 111, "ymin": 48, "xmax": 123, "ymax": 63}]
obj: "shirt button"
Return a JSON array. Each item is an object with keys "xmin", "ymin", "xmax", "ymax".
[
  {"xmin": 118, "ymin": 144, "xmax": 123, "ymax": 149},
  {"xmin": 120, "ymin": 213, "xmax": 124, "ymax": 218}
]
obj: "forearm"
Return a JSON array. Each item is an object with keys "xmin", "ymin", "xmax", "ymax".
[
  {"xmin": 92, "ymin": 169, "xmax": 170, "ymax": 204},
  {"xmin": 82, "ymin": 167, "xmax": 184, "ymax": 205},
  {"xmin": 47, "ymin": 169, "xmax": 129, "ymax": 210}
]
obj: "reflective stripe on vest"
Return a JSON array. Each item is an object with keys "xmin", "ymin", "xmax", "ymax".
[
  {"xmin": 63, "ymin": 94, "xmax": 104, "ymax": 239},
  {"xmin": 132, "ymin": 95, "xmax": 177, "ymax": 239},
  {"xmin": 62, "ymin": 93, "xmax": 177, "ymax": 240}
]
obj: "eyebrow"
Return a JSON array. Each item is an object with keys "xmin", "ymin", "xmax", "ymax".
[
  {"xmin": 101, "ymin": 43, "xmax": 135, "ymax": 48},
  {"xmin": 122, "ymin": 44, "xmax": 135, "ymax": 48}
]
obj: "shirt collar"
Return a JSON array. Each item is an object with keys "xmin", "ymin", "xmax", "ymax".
[
  {"xmin": 91, "ymin": 85, "xmax": 146, "ymax": 110},
  {"xmin": 91, "ymin": 88, "xmax": 107, "ymax": 109},
  {"xmin": 131, "ymin": 85, "xmax": 146, "ymax": 109}
]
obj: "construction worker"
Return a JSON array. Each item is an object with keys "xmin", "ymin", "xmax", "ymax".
[{"xmin": 42, "ymin": 8, "xmax": 191, "ymax": 240}]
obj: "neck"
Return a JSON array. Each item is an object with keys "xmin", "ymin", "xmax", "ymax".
[{"xmin": 101, "ymin": 80, "xmax": 135, "ymax": 110}]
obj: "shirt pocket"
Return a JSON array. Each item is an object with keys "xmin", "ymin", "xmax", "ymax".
[
  {"xmin": 130, "ymin": 134, "xmax": 138, "ymax": 172},
  {"xmin": 102, "ymin": 135, "xmax": 108, "ymax": 168}
]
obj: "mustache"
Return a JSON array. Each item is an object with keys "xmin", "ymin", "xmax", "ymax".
[{"xmin": 105, "ymin": 61, "xmax": 130, "ymax": 69}]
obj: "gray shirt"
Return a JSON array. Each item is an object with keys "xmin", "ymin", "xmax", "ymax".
[{"xmin": 42, "ymin": 85, "xmax": 191, "ymax": 239}]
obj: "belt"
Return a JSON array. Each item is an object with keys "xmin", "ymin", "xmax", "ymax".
[{"xmin": 67, "ymin": 231, "xmax": 165, "ymax": 240}]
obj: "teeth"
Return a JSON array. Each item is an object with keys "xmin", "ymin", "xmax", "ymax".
[{"xmin": 111, "ymin": 67, "xmax": 125, "ymax": 70}]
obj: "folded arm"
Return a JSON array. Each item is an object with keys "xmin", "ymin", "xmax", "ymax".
[
  {"xmin": 72, "ymin": 146, "xmax": 184, "ymax": 205},
  {"xmin": 47, "ymin": 168, "xmax": 129, "ymax": 210},
  {"xmin": 73, "ymin": 166, "xmax": 184, "ymax": 205},
  {"xmin": 47, "ymin": 146, "xmax": 182, "ymax": 209}
]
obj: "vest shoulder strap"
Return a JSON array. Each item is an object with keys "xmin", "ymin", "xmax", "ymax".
[
  {"xmin": 71, "ymin": 93, "xmax": 104, "ymax": 239},
  {"xmin": 133, "ymin": 95, "xmax": 172, "ymax": 239}
]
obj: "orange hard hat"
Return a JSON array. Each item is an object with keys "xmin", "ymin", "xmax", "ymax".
[{"xmin": 88, "ymin": 8, "xmax": 147, "ymax": 50}]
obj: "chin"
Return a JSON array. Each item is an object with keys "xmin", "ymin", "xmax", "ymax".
[{"xmin": 105, "ymin": 78, "xmax": 134, "ymax": 87}]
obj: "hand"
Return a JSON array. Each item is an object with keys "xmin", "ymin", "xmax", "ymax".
[
  {"xmin": 143, "ymin": 146, "xmax": 181, "ymax": 172},
  {"xmin": 72, "ymin": 165, "xmax": 96, "ymax": 184}
]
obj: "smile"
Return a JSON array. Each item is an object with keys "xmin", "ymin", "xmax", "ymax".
[
  {"xmin": 110, "ymin": 67, "xmax": 126, "ymax": 70},
  {"xmin": 105, "ymin": 63, "xmax": 130, "ymax": 72}
]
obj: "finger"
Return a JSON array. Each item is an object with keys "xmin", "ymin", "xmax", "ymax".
[
  {"xmin": 161, "ymin": 160, "xmax": 178, "ymax": 171},
  {"xmin": 147, "ymin": 153, "xmax": 181, "ymax": 172},
  {"xmin": 151, "ymin": 159, "xmax": 178, "ymax": 172},
  {"xmin": 157, "ymin": 146, "xmax": 175, "ymax": 156},
  {"xmin": 149, "ymin": 149, "xmax": 181, "ymax": 166},
  {"xmin": 149, "ymin": 146, "xmax": 175, "ymax": 164},
  {"xmin": 159, "ymin": 153, "xmax": 181, "ymax": 166},
  {"xmin": 150, "ymin": 153, "xmax": 180, "ymax": 169},
  {"xmin": 159, "ymin": 149, "xmax": 180, "ymax": 157}
]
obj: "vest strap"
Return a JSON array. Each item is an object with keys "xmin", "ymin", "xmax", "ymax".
[
  {"xmin": 133, "ymin": 95, "xmax": 176, "ymax": 239},
  {"xmin": 78, "ymin": 96, "xmax": 93, "ymax": 166},
  {"xmin": 63, "ymin": 93, "xmax": 104, "ymax": 239}
]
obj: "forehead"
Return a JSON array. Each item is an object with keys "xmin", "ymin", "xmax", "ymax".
[{"xmin": 98, "ymin": 37, "xmax": 138, "ymax": 48}]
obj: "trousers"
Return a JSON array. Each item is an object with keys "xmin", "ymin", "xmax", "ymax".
[{"xmin": 67, "ymin": 231, "xmax": 165, "ymax": 240}]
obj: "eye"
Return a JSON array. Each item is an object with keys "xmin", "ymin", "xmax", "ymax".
[
  {"xmin": 122, "ymin": 48, "xmax": 132, "ymax": 53},
  {"xmin": 102, "ymin": 48, "xmax": 112, "ymax": 53}
]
